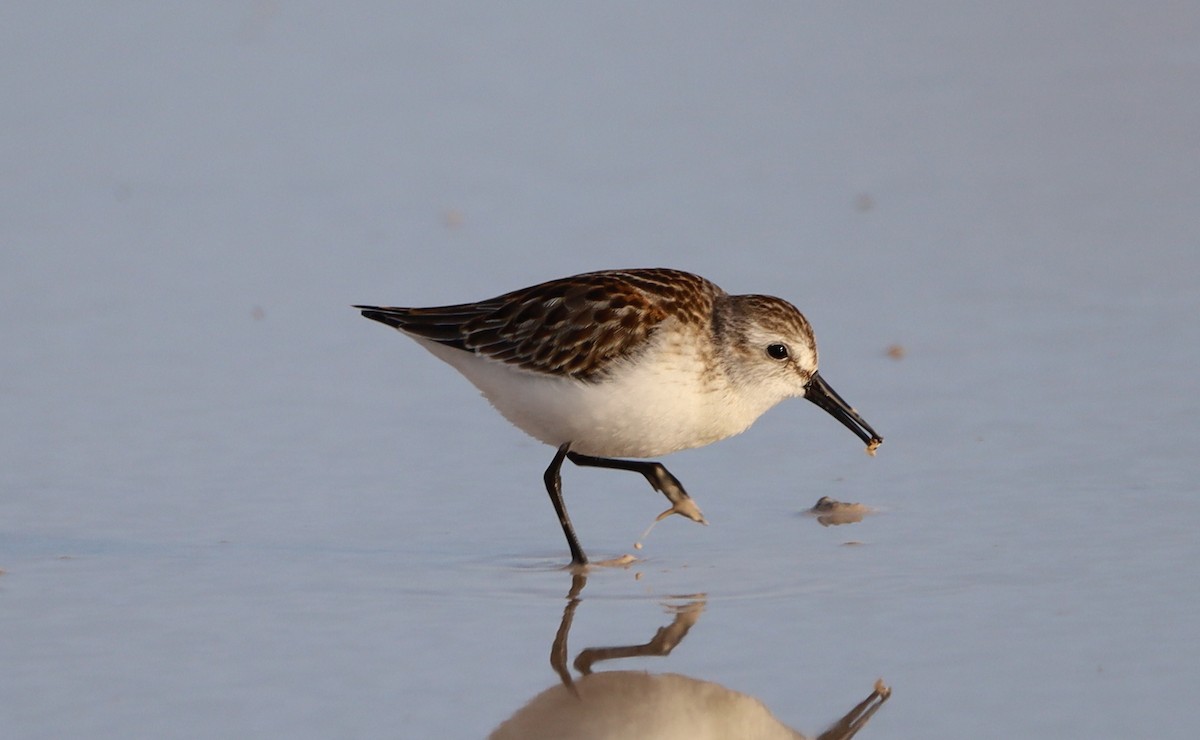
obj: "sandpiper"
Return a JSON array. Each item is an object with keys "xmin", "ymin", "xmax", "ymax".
[{"xmin": 357, "ymin": 268, "xmax": 882, "ymax": 564}]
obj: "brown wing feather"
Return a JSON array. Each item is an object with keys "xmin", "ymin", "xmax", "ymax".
[{"xmin": 356, "ymin": 268, "xmax": 720, "ymax": 380}]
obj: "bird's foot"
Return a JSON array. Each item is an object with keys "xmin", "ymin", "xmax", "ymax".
[
  {"xmin": 656, "ymin": 496, "xmax": 707, "ymax": 525},
  {"xmin": 645, "ymin": 466, "xmax": 706, "ymax": 524}
]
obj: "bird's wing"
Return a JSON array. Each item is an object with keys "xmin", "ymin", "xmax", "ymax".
[{"xmin": 356, "ymin": 268, "xmax": 718, "ymax": 380}]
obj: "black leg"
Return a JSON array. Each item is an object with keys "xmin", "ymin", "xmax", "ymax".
[
  {"xmin": 544, "ymin": 443, "xmax": 588, "ymax": 565},
  {"xmin": 566, "ymin": 452, "xmax": 707, "ymax": 524}
]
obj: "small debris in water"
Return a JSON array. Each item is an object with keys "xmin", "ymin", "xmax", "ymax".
[
  {"xmin": 590, "ymin": 554, "xmax": 637, "ymax": 568},
  {"xmin": 808, "ymin": 496, "xmax": 874, "ymax": 526}
]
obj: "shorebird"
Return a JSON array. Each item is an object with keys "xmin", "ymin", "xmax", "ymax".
[{"xmin": 357, "ymin": 268, "xmax": 882, "ymax": 564}]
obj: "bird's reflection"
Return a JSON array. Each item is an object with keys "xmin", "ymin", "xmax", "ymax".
[{"xmin": 491, "ymin": 573, "xmax": 890, "ymax": 740}]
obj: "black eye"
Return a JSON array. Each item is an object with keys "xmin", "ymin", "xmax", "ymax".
[{"xmin": 766, "ymin": 343, "xmax": 789, "ymax": 360}]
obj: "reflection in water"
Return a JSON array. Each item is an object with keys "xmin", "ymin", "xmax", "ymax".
[{"xmin": 491, "ymin": 574, "xmax": 890, "ymax": 740}]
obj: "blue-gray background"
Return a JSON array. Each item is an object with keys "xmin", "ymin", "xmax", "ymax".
[{"xmin": 3, "ymin": 3, "xmax": 1197, "ymax": 738}]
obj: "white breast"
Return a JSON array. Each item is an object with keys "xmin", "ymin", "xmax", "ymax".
[{"xmin": 411, "ymin": 325, "xmax": 779, "ymax": 458}]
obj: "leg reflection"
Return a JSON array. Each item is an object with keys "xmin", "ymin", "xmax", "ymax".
[{"xmin": 494, "ymin": 574, "xmax": 890, "ymax": 740}]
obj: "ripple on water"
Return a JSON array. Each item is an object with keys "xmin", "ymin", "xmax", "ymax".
[{"xmin": 450, "ymin": 551, "xmax": 859, "ymax": 604}]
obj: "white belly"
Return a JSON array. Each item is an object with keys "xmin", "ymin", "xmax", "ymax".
[{"xmin": 412, "ymin": 334, "xmax": 774, "ymax": 458}]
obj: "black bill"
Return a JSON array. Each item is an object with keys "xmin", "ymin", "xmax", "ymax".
[{"xmin": 804, "ymin": 372, "xmax": 883, "ymax": 452}]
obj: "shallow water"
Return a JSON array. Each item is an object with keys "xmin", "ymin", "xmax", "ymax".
[{"xmin": 3, "ymin": 3, "xmax": 1199, "ymax": 738}]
